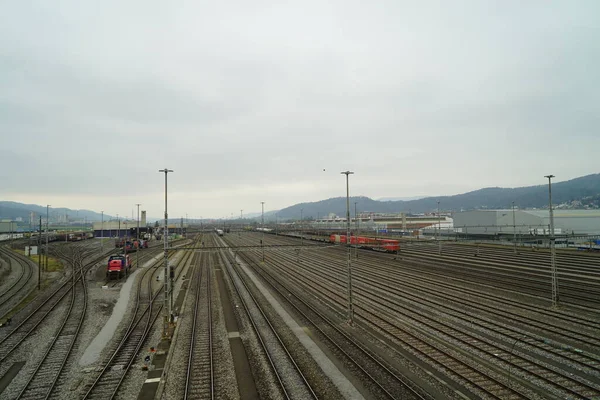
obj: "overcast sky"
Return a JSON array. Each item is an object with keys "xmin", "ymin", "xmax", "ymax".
[{"xmin": 1, "ymin": 1, "xmax": 599, "ymax": 219}]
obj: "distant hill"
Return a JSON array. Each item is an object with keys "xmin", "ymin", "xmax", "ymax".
[
  {"xmin": 0, "ymin": 201, "xmax": 110, "ymax": 223},
  {"xmin": 272, "ymin": 173, "xmax": 600, "ymax": 219},
  {"xmin": 378, "ymin": 196, "xmax": 425, "ymax": 202}
]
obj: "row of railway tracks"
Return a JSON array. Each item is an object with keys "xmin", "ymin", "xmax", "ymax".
[
  {"xmin": 0, "ymin": 237, "xmax": 169, "ymax": 399},
  {"xmin": 215, "ymin": 233, "xmax": 430, "ymax": 400},
  {"xmin": 223, "ymin": 232, "xmax": 600, "ymax": 399},
  {"xmin": 397, "ymin": 241, "xmax": 600, "ymax": 307},
  {"xmin": 16, "ymin": 246, "xmax": 88, "ymax": 399},
  {"xmin": 184, "ymin": 238, "xmax": 215, "ymax": 399},
  {"xmin": 82, "ymin": 236, "xmax": 196, "ymax": 399},
  {"xmin": 0, "ymin": 246, "xmax": 35, "ymax": 317},
  {"xmin": 217, "ymin": 236, "xmax": 320, "ymax": 400}
]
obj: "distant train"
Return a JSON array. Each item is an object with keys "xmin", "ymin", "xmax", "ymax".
[
  {"xmin": 115, "ymin": 238, "xmax": 149, "ymax": 250},
  {"xmin": 31, "ymin": 231, "xmax": 94, "ymax": 243},
  {"xmin": 330, "ymin": 234, "xmax": 400, "ymax": 253},
  {"xmin": 216, "ymin": 229, "xmax": 224, "ymax": 237},
  {"xmin": 107, "ymin": 254, "xmax": 131, "ymax": 279},
  {"xmin": 256, "ymin": 228, "xmax": 273, "ymax": 233}
]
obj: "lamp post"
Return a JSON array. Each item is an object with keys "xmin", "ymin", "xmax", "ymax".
[
  {"xmin": 545, "ymin": 174, "xmax": 559, "ymax": 307},
  {"xmin": 101, "ymin": 211, "xmax": 104, "ymax": 253},
  {"xmin": 159, "ymin": 168, "xmax": 174, "ymax": 331},
  {"xmin": 512, "ymin": 202, "xmax": 517, "ymax": 254},
  {"xmin": 341, "ymin": 171, "xmax": 355, "ymax": 324},
  {"xmin": 46, "ymin": 205, "xmax": 50, "ymax": 271},
  {"xmin": 261, "ymin": 202, "xmax": 265, "ymax": 262}
]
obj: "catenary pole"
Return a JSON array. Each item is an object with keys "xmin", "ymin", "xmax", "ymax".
[
  {"xmin": 38, "ymin": 217, "xmax": 42, "ymax": 290},
  {"xmin": 354, "ymin": 202, "xmax": 358, "ymax": 259},
  {"xmin": 437, "ymin": 201, "xmax": 441, "ymax": 255},
  {"xmin": 101, "ymin": 211, "xmax": 104, "ymax": 253},
  {"xmin": 45, "ymin": 205, "xmax": 50, "ymax": 271},
  {"xmin": 136, "ymin": 204, "xmax": 141, "ymax": 271},
  {"xmin": 261, "ymin": 202, "xmax": 265, "ymax": 262},
  {"xmin": 512, "ymin": 202, "xmax": 517, "ymax": 254}
]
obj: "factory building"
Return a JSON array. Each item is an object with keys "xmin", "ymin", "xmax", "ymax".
[
  {"xmin": 453, "ymin": 210, "xmax": 600, "ymax": 235},
  {"xmin": 0, "ymin": 220, "xmax": 17, "ymax": 233},
  {"xmin": 313, "ymin": 213, "xmax": 452, "ymax": 235}
]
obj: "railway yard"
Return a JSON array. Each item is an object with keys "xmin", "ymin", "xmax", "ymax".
[{"xmin": 0, "ymin": 230, "xmax": 599, "ymax": 400}]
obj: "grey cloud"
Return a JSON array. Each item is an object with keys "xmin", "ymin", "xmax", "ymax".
[{"xmin": 1, "ymin": 1, "xmax": 599, "ymax": 217}]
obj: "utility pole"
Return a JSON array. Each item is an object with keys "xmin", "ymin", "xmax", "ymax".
[
  {"xmin": 261, "ymin": 202, "xmax": 265, "ymax": 262},
  {"xmin": 341, "ymin": 171, "xmax": 355, "ymax": 324},
  {"xmin": 512, "ymin": 202, "xmax": 517, "ymax": 254},
  {"xmin": 159, "ymin": 168, "xmax": 174, "ymax": 332},
  {"xmin": 545, "ymin": 174, "xmax": 559, "ymax": 307}
]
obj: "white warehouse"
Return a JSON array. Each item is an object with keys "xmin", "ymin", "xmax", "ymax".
[{"xmin": 453, "ymin": 210, "xmax": 600, "ymax": 235}]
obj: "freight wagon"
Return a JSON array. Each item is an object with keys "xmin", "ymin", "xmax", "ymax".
[{"xmin": 330, "ymin": 234, "xmax": 400, "ymax": 252}]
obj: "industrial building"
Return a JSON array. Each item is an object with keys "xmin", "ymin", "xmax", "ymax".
[
  {"xmin": 0, "ymin": 220, "xmax": 17, "ymax": 233},
  {"xmin": 453, "ymin": 210, "xmax": 600, "ymax": 236},
  {"xmin": 312, "ymin": 213, "xmax": 452, "ymax": 235}
]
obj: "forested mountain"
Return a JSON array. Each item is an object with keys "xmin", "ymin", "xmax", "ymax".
[
  {"xmin": 0, "ymin": 201, "xmax": 108, "ymax": 223},
  {"xmin": 272, "ymin": 173, "xmax": 600, "ymax": 220}
]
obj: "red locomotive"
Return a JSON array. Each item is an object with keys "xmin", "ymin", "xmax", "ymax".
[
  {"xmin": 330, "ymin": 234, "xmax": 400, "ymax": 252},
  {"xmin": 107, "ymin": 254, "xmax": 131, "ymax": 279}
]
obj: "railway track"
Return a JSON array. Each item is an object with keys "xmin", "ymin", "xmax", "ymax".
[
  {"xmin": 184, "ymin": 249, "xmax": 215, "ymax": 399},
  {"xmin": 217, "ymin": 236, "xmax": 318, "ymax": 399},
  {"xmin": 224, "ymin": 235, "xmax": 432, "ymax": 399},
  {"xmin": 15, "ymin": 248, "xmax": 89, "ymax": 399},
  {"xmin": 399, "ymin": 253, "xmax": 600, "ymax": 308},
  {"xmin": 0, "ymin": 246, "xmax": 35, "ymax": 316},
  {"xmin": 0, "ymin": 248, "xmax": 108, "ymax": 364},
  {"xmin": 228, "ymin": 232, "xmax": 600, "ymax": 399},
  {"xmin": 82, "ymin": 238, "xmax": 196, "ymax": 399}
]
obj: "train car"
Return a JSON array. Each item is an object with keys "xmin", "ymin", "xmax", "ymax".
[
  {"xmin": 107, "ymin": 254, "xmax": 131, "ymax": 278},
  {"xmin": 216, "ymin": 229, "xmax": 224, "ymax": 237},
  {"xmin": 330, "ymin": 234, "xmax": 400, "ymax": 253},
  {"xmin": 378, "ymin": 238, "xmax": 400, "ymax": 252}
]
